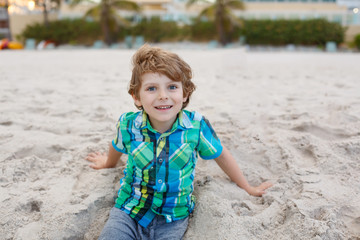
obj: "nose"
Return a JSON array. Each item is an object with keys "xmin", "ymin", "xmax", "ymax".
[{"xmin": 158, "ymin": 88, "xmax": 168, "ymax": 100}]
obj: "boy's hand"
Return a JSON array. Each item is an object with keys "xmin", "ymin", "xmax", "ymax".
[
  {"xmin": 246, "ymin": 181, "xmax": 273, "ymax": 197},
  {"xmin": 86, "ymin": 152, "xmax": 108, "ymax": 170}
]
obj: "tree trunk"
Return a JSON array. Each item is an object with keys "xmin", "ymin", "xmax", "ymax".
[
  {"xmin": 43, "ymin": 0, "xmax": 49, "ymax": 28},
  {"xmin": 215, "ymin": 3, "xmax": 227, "ymax": 46},
  {"xmin": 101, "ymin": 3, "xmax": 112, "ymax": 46}
]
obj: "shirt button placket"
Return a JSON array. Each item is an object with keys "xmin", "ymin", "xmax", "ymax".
[{"xmin": 156, "ymin": 135, "xmax": 166, "ymax": 191}]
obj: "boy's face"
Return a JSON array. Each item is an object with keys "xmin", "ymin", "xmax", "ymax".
[{"xmin": 133, "ymin": 72, "xmax": 187, "ymax": 133}]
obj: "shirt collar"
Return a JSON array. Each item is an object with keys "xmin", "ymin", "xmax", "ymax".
[
  {"xmin": 134, "ymin": 110, "xmax": 193, "ymax": 131},
  {"xmin": 134, "ymin": 111, "xmax": 148, "ymax": 129}
]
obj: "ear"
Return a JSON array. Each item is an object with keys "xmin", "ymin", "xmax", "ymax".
[
  {"xmin": 132, "ymin": 94, "xmax": 142, "ymax": 108},
  {"xmin": 183, "ymin": 94, "xmax": 188, "ymax": 103}
]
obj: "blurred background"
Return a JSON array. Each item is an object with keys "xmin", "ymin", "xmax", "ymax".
[{"xmin": 0, "ymin": 0, "xmax": 360, "ymax": 50}]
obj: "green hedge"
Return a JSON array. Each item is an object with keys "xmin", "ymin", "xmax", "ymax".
[
  {"xmin": 239, "ymin": 19, "xmax": 344, "ymax": 46},
  {"xmin": 20, "ymin": 19, "xmax": 101, "ymax": 45},
  {"xmin": 355, "ymin": 34, "xmax": 360, "ymax": 50},
  {"xmin": 188, "ymin": 20, "xmax": 217, "ymax": 41},
  {"xmin": 19, "ymin": 18, "xmax": 345, "ymax": 46},
  {"xmin": 131, "ymin": 17, "xmax": 182, "ymax": 42}
]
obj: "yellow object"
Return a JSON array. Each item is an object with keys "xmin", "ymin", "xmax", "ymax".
[
  {"xmin": 0, "ymin": 39, "xmax": 24, "ymax": 50},
  {"xmin": 8, "ymin": 42, "xmax": 24, "ymax": 49}
]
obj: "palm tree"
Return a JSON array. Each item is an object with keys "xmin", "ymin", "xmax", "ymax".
[
  {"xmin": 37, "ymin": 0, "xmax": 61, "ymax": 27},
  {"xmin": 187, "ymin": 0, "xmax": 244, "ymax": 46},
  {"xmin": 71, "ymin": 0, "xmax": 140, "ymax": 46}
]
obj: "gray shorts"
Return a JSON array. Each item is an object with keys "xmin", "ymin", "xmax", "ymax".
[{"xmin": 99, "ymin": 207, "xmax": 189, "ymax": 240}]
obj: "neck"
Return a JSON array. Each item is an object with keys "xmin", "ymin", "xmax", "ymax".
[{"xmin": 150, "ymin": 120, "xmax": 174, "ymax": 134}]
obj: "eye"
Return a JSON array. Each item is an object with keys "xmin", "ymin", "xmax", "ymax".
[
  {"xmin": 169, "ymin": 85, "xmax": 178, "ymax": 90},
  {"xmin": 146, "ymin": 86, "xmax": 156, "ymax": 91}
]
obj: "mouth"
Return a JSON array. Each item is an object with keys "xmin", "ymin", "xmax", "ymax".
[{"xmin": 155, "ymin": 105, "xmax": 173, "ymax": 110}]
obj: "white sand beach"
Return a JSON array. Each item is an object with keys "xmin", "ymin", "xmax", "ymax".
[{"xmin": 0, "ymin": 48, "xmax": 359, "ymax": 239}]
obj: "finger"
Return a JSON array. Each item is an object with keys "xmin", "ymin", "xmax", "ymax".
[
  {"xmin": 255, "ymin": 189, "xmax": 266, "ymax": 197},
  {"xmin": 86, "ymin": 155, "xmax": 97, "ymax": 162},
  {"xmin": 261, "ymin": 182, "xmax": 273, "ymax": 190},
  {"xmin": 89, "ymin": 163, "xmax": 99, "ymax": 170}
]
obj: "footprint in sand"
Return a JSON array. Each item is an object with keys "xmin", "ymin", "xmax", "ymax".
[
  {"xmin": 16, "ymin": 199, "xmax": 43, "ymax": 213},
  {"xmin": 231, "ymin": 201, "xmax": 255, "ymax": 217},
  {"xmin": 0, "ymin": 120, "xmax": 13, "ymax": 126},
  {"xmin": 289, "ymin": 136, "xmax": 318, "ymax": 168},
  {"xmin": 291, "ymin": 123, "xmax": 352, "ymax": 141}
]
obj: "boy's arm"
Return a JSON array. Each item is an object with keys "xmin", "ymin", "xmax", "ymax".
[
  {"xmin": 86, "ymin": 143, "xmax": 123, "ymax": 169},
  {"xmin": 215, "ymin": 146, "xmax": 272, "ymax": 197}
]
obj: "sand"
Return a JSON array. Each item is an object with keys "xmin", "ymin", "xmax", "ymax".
[{"xmin": 0, "ymin": 48, "xmax": 359, "ymax": 240}]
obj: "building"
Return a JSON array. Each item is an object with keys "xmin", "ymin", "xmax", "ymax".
[{"xmin": 0, "ymin": 7, "xmax": 11, "ymax": 39}]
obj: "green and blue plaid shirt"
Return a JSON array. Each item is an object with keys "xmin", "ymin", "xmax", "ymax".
[{"xmin": 112, "ymin": 110, "xmax": 223, "ymax": 227}]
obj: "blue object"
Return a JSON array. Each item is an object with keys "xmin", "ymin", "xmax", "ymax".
[
  {"xmin": 92, "ymin": 40, "xmax": 104, "ymax": 49},
  {"xmin": 286, "ymin": 44, "xmax": 296, "ymax": 52},
  {"xmin": 110, "ymin": 43, "xmax": 120, "ymax": 49},
  {"xmin": 326, "ymin": 41, "xmax": 337, "ymax": 52},
  {"xmin": 45, "ymin": 43, "xmax": 55, "ymax": 49},
  {"xmin": 125, "ymin": 36, "xmax": 133, "ymax": 49},
  {"xmin": 239, "ymin": 36, "xmax": 246, "ymax": 45},
  {"xmin": 208, "ymin": 40, "xmax": 218, "ymax": 48},
  {"xmin": 134, "ymin": 36, "xmax": 144, "ymax": 49},
  {"xmin": 25, "ymin": 39, "xmax": 36, "ymax": 50}
]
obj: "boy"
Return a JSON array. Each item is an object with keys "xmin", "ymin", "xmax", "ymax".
[{"xmin": 86, "ymin": 44, "xmax": 272, "ymax": 239}]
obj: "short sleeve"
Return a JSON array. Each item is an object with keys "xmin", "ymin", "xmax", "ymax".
[
  {"xmin": 112, "ymin": 114, "xmax": 128, "ymax": 154},
  {"xmin": 197, "ymin": 117, "xmax": 223, "ymax": 160}
]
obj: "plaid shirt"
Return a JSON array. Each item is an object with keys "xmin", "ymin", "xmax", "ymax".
[{"xmin": 112, "ymin": 110, "xmax": 223, "ymax": 227}]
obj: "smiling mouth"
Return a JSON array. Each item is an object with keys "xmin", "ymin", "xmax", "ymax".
[{"xmin": 155, "ymin": 106, "xmax": 172, "ymax": 110}]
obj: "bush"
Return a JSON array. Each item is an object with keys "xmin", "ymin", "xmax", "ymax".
[
  {"xmin": 355, "ymin": 34, "xmax": 360, "ymax": 50},
  {"xmin": 188, "ymin": 20, "xmax": 216, "ymax": 41},
  {"xmin": 20, "ymin": 19, "xmax": 101, "ymax": 45},
  {"xmin": 239, "ymin": 19, "xmax": 345, "ymax": 46},
  {"xmin": 130, "ymin": 17, "xmax": 182, "ymax": 42}
]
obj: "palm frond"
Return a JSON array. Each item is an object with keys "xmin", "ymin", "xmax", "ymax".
[
  {"xmin": 112, "ymin": 11, "xmax": 132, "ymax": 27},
  {"xmin": 111, "ymin": 0, "xmax": 141, "ymax": 12},
  {"xmin": 226, "ymin": 0, "xmax": 245, "ymax": 10},
  {"xmin": 84, "ymin": 5, "xmax": 101, "ymax": 20},
  {"xmin": 224, "ymin": 7, "xmax": 243, "ymax": 27},
  {"xmin": 69, "ymin": 0, "xmax": 97, "ymax": 8},
  {"xmin": 199, "ymin": 5, "xmax": 215, "ymax": 20}
]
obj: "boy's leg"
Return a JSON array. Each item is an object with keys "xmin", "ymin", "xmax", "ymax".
[
  {"xmin": 98, "ymin": 207, "xmax": 140, "ymax": 240},
  {"xmin": 153, "ymin": 216, "xmax": 189, "ymax": 240}
]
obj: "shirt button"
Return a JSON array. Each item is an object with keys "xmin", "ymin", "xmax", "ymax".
[
  {"xmin": 158, "ymin": 179, "xmax": 163, "ymax": 184},
  {"xmin": 158, "ymin": 158, "xmax": 163, "ymax": 163}
]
